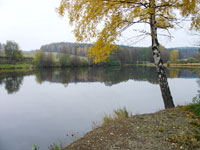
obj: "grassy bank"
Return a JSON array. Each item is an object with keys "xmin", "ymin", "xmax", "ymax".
[
  {"xmin": 132, "ymin": 63, "xmax": 200, "ymax": 68},
  {"xmin": 0, "ymin": 64, "xmax": 32, "ymax": 72},
  {"xmin": 1, "ymin": 62, "xmax": 200, "ymax": 72},
  {"xmin": 168, "ymin": 63, "xmax": 200, "ymax": 68},
  {"xmin": 186, "ymin": 97, "xmax": 200, "ymax": 119}
]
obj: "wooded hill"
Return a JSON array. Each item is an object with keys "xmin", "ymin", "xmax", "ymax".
[
  {"xmin": 1, "ymin": 41, "xmax": 199, "ymax": 65},
  {"xmin": 39, "ymin": 42, "xmax": 200, "ymax": 64}
]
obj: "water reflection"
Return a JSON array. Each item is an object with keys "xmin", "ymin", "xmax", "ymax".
[
  {"xmin": 4, "ymin": 76, "xmax": 23, "ymax": 94},
  {"xmin": 0, "ymin": 67, "xmax": 198, "ymax": 110},
  {"xmin": 0, "ymin": 72, "xmax": 31, "ymax": 94},
  {"xmin": 0, "ymin": 67, "xmax": 200, "ymax": 94},
  {"xmin": 34, "ymin": 67, "xmax": 159, "ymax": 86},
  {"xmin": 34, "ymin": 67, "xmax": 200, "ymax": 86},
  {"xmin": 169, "ymin": 68, "xmax": 200, "ymax": 78},
  {"xmin": 0, "ymin": 67, "xmax": 200, "ymax": 150},
  {"xmin": 197, "ymin": 79, "xmax": 200, "ymax": 99}
]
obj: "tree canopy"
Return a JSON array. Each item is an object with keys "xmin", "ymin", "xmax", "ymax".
[
  {"xmin": 58, "ymin": 0, "xmax": 200, "ymax": 63},
  {"xmin": 4, "ymin": 41, "xmax": 24, "ymax": 63}
]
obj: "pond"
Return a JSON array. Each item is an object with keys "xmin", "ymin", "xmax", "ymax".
[{"xmin": 0, "ymin": 66, "xmax": 199, "ymax": 150}]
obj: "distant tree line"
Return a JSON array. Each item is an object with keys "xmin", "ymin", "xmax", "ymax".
[
  {"xmin": 40, "ymin": 42, "xmax": 91, "ymax": 57},
  {"xmin": 168, "ymin": 47, "xmax": 199, "ymax": 59},
  {"xmin": 111, "ymin": 45, "xmax": 170, "ymax": 64},
  {"xmin": 1, "ymin": 41, "xmax": 200, "ymax": 67},
  {"xmin": 33, "ymin": 49, "xmax": 89, "ymax": 68},
  {"xmin": 40, "ymin": 42, "xmax": 200, "ymax": 66},
  {"xmin": 168, "ymin": 48, "xmax": 200, "ymax": 64}
]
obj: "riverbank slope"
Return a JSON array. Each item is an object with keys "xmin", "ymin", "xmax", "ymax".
[{"xmin": 64, "ymin": 107, "xmax": 200, "ymax": 150}]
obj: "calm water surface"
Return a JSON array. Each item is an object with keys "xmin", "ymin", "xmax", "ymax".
[{"xmin": 0, "ymin": 66, "xmax": 199, "ymax": 150}]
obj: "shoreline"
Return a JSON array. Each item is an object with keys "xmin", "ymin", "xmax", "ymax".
[
  {"xmin": 0, "ymin": 64, "xmax": 32, "ymax": 71},
  {"xmin": 63, "ymin": 106, "xmax": 200, "ymax": 150},
  {"xmin": 130, "ymin": 63, "xmax": 200, "ymax": 68},
  {"xmin": 1, "ymin": 63, "xmax": 200, "ymax": 71}
]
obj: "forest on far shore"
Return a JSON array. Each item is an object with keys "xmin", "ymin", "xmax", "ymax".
[{"xmin": 0, "ymin": 41, "xmax": 200, "ymax": 67}]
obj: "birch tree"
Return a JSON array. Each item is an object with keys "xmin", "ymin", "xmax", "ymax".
[{"xmin": 58, "ymin": 0, "xmax": 200, "ymax": 108}]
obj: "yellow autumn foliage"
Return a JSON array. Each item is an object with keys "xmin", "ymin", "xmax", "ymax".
[
  {"xmin": 170, "ymin": 49, "xmax": 179, "ymax": 62},
  {"xmin": 58, "ymin": 0, "xmax": 200, "ymax": 63}
]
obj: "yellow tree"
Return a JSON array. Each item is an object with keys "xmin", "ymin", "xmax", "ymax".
[
  {"xmin": 58, "ymin": 0, "xmax": 200, "ymax": 108},
  {"xmin": 170, "ymin": 50, "xmax": 179, "ymax": 62}
]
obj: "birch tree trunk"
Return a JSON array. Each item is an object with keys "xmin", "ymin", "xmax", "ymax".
[{"xmin": 150, "ymin": 0, "xmax": 175, "ymax": 109}]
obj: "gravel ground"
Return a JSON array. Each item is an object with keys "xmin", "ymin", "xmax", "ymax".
[{"xmin": 63, "ymin": 107, "xmax": 200, "ymax": 150}]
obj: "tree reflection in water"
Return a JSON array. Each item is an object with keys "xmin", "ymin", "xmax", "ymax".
[
  {"xmin": 197, "ymin": 79, "xmax": 200, "ymax": 99},
  {"xmin": 0, "ymin": 71, "xmax": 32, "ymax": 94},
  {"xmin": 34, "ymin": 66, "xmax": 159, "ymax": 86},
  {"xmin": 4, "ymin": 76, "xmax": 23, "ymax": 94},
  {"xmin": 0, "ymin": 67, "xmax": 200, "ymax": 108}
]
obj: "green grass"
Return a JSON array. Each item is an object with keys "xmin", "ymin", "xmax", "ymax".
[
  {"xmin": 0, "ymin": 64, "xmax": 32, "ymax": 72},
  {"xmin": 32, "ymin": 143, "xmax": 63, "ymax": 150},
  {"xmin": 134, "ymin": 62, "xmax": 200, "ymax": 68},
  {"xmin": 48, "ymin": 144, "xmax": 63, "ymax": 150},
  {"xmin": 102, "ymin": 107, "xmax": 130, "ymax": 125},
  {"xmin": 168, "ymin": 97, "xmax": 200, "ymax": 149},
  {"xmin": 168, "ymin": 63, "xmax": 200, "ymax": 68},
  {"xmin": 186, "ymin": 97, "xmax": 200, "ymax": 119}
]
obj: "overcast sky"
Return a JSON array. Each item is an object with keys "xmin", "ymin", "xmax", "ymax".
[{"xmin": 0, "ymin": 0, "xmax": 199, "ymax": 51}]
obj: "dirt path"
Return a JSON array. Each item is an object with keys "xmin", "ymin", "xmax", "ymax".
[{"xmin": 63, "ymin": 107, "xmax": 200, "ymax": 150}]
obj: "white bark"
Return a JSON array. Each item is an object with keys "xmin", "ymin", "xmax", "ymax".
[{"xmin": 150, "ymin": 0, "xmax": 174, "ymax": 108}]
